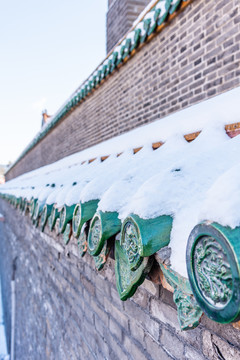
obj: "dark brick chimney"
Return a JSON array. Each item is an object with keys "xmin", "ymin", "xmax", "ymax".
[{"xmin": 106, "ymin": 0, "xmax": 151, "ymax": 54}]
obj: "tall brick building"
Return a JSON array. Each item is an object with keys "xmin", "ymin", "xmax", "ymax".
[{"xmin": 1, "ymin": 0, "xmax": 240, "ymax": 359}]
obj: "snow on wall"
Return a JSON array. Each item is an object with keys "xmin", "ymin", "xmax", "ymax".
[{"xmin": 1, "ymin": 86, "xmax": 240, "ymax": 277}]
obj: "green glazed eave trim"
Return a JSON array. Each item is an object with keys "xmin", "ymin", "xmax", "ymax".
[
  {"xmin": 40, "ymin": 204, "xmax": 53, "ymax": 232},
  {"xmin": 29, "ymin": 198, "xmax": 38, "ymax": 218},
  {"xmin": 72, "ymin": 200, "xmax": 99, "ymax": 237},
  {"xmin": 173, "ymin": 288, "xmax": 203, "ymax": 331},
  {"xmin": 20, "ymin": 197, "xmax": 27, "ymax": 213},
  {"xmin": 93, "ymin": 241, "xmax": 110, "ymax": 271},
  {"xmin": 115, "ymin": 240, "xmax": 153, "ymax": 301},
  {"xmin": 24, "ymin": 198, "xmax": 30, "ymax": 215},
  {"xmin": 72, "ymin": 203, "xmax": 81, "ymax": 237},
  {"xmin": 32, "ymin": 203, "xmax": 38, "ymax": 221},
  {"xmin": 169, "ymin": 0, "xmax": 182, "ymax": 14},
  {"xmin": 33, "ymin": 200, "xmax": 44, "ymax": 222},
  {"xmin": 88, "ymin": 211, "xmax": 121, "ymax": 256},
  {"xmin": 159, "ymin": 263, "xmax": 192, "ymax": 294},
  {"xmin": 121, "ymin": 214, "xmax": 173, "ymax": 258},
  {"xmin": 14, "ymin": 197, "xmax": 21, "ymax": 209},
  {"xmin": 120, "ymin": 217, "xmax": 143, "ymax": 271},
  {"xmin": 18, "ymin": 197, "xmax": 23, "ymax": 211},
  {"xmin": 77, "ymin": 224, "xmax": 88, "ymax": 257},
  {"xmin": 187, "ymin": 221, "xmax": 240, "ymax": 324},
  {"xmin": 63, "ymin": 223, "xmax": 72, "ymax": 245},
  {"xmin": 7, "ymin": 0, "xmax": 192, "ymax": 174},
  {"xmin": 58, "ymin": 204, "xmax": 76, "ymax": 234},
  {"xmin": 48, "ymin": 205, "xmax": 60, "ymax": 231},
  {"xmin": 158, "ymin": 263, "xmax": 203, "ymax": 330}
]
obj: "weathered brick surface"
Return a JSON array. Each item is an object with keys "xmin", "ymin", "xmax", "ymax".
[
  {"xmin": 2, "ymin": 199, "xmax": 240, "ymax": 359},
  {"xmin": 2, "ymin": 1, "xmax": 240, "ymax": 358},
  {"xmin": 202, "ymin": 330, "xmax": 240, "ymax": 360},
  {"xmin": 6, "ymin": 0, "xmax": 240, "ymax": 180}
]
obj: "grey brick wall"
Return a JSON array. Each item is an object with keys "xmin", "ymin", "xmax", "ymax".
[
  {"xmin": 6, "ymin": 0, "xmax": 240, "ymax": 181},
  {"xmin": 1, "ymin": 200, "xmax": 240, "ymax": 359},
  {"xmin": 106, "ymin": 0, "xmax": 150, "ymax": 53}
]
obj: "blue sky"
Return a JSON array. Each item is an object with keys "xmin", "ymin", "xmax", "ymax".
[{"xmin": 0, "ymin": 0, "xmax": 108, "ymax": 164}]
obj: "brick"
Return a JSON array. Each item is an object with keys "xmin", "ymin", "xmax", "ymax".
[
  {"xmin": 80, "ymin": 275, "xmax": 95, "ymax": 296},
  {"xmin": 95, "ymin": 273, "xmax": 111, "ymax": 297},
  {"xmin": 97, "ymin": 340, "xmax": 110, "ymax": 360},
  {"xmin": 91, "ymin": 299, "xmax": 109, "ymax": 326},
  {"xmin": 95, "ymin": 313, "xmax": 107, "ymax": 337},
  {"xmin": 218, "ymin": 78, "xmax": 240, "ymax": 92},
  {"xmin": 83, "ymin": 304, "xmax": 95, "ymax": 325},
  {"xmin": 160, "ymin": 328, "xmax": 184, "ymax": 359},
  {"xmin": 129, "ymin": 319, "xmax": 145, "ymax": 343},
  {"xmin": 202, "ymin": 330, "xmax": 240, "ymax": 360},
  {"xmin": 131, "ymin": 287, "xmax": 149, "ymax": 309},
  {"xmin": 109, "ymin": 317, "xmax": 123, "ymax": 341},
  {"xmin": 108, "ymin": 333, "xmax": 129, "ymax": 360},
  {"xmin": 104, "ymin": 297, "xmax": 129, "ymax": 329},
  {"xmin": 123, "ymin": 335, "xmax": 148, "ymax": 360},
  {"xmin": 150, "ymin": 298, "xmax": 179, "ymax": 329},
  {"xmin": 185, "ymin": 346, "xmax": 206, "ymax": 360},
  {"xmin": 234, "ymin": 15, "xmax": 240, "ymax": 24},
  {"xmin": 144, "ymin": 333, "xmax": 172, "ymax": 360},
  {"xmin": 201, "ymin": 314, "xmax": 240, "ymax": 349},
  {"xmin": 110, "ymin": 287, "xmax": 125, "ymax": 310},
  {"xmin": 124, "ymin": 299, "xmax": 160, "ymax": 340}
]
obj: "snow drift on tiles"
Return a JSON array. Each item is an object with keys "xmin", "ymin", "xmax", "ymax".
[
  {"xmin": 98, "ymin": 136, "xmax": 188, "ymax": 214},
  {"xmin": 124, "ymin": 125, "xmax": 240, "ymax": 277},
  {"xmin": 199, "ymin": 162, "xmax": 240, "ymax": 229}
]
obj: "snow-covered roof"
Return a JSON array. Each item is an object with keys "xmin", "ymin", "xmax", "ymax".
[
  {"xmin": 7, "ymin": 0, "xmax": 191, "ymax": 173},
  {"xmin": 1, "ymin": 86, "xmax": 240, "ymax": 279}
]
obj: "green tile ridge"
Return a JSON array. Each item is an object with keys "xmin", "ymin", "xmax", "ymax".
[{"xmin": 7, "ymin": 0, "xmax": 190, "ymax": 174}]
